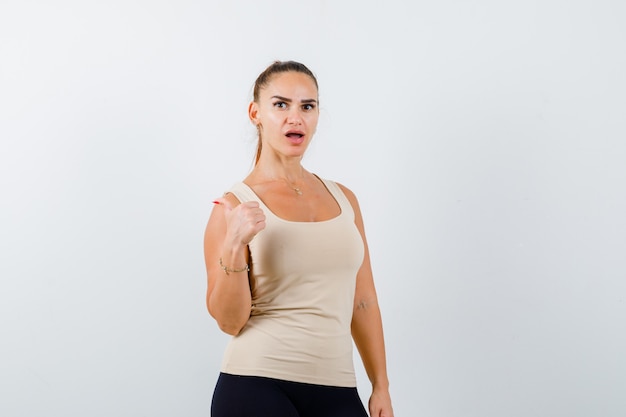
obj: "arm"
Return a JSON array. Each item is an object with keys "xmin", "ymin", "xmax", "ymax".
[
  {"xmin": 203, "ymin": 193, "xmax": 266, "ymax": 335},
  {"xmin": 339, "ymin": 184, "xmax": 394, "ymax": 417}
]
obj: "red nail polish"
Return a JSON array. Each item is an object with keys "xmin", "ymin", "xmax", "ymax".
[{"xmin": 213, "ymin": 200, "xmax": 220, "ymax": 205}]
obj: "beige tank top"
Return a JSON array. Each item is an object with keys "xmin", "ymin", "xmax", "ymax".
[{"xmin": 220, "ymin": 178, "xmax": 365, "ymax": 387}]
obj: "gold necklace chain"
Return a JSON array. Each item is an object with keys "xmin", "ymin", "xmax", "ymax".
[
  {"xmin": 283, "ymin": 179, "xmax": 303, "ymax": 196},
  {"xmin": 281, "ymin": 176, "xmax": 305, "ymax": 196},
  {"xmin": 256, "ymin": 173, "xmax": 305, "ymax": 196}
]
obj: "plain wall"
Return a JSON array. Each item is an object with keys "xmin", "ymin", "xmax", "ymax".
[{"xmin": 1, "ymin": 1, "xmax": 625, "ymax": 416}]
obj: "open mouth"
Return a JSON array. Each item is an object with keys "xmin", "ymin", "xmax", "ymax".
[
  {"xmin": 285, "ymin": 130, "xmax": 305, "ymax": 144},
  {"xmin": 285, "ymin": 131, "xmax": 305, "ymax": 144}
]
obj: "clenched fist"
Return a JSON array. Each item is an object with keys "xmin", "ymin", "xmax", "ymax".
[{"xmin": 214, "ymin": 197, "xmax": 266, "ymax": 246}]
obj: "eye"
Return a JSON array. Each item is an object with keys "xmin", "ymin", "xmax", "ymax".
[
  {"xmin": 302, "ymin": 103, "xmax": 316, "ymax": 111},
  {"xmin": 273, "ymin": 101, "xmax": 287, "ymax": 109}
]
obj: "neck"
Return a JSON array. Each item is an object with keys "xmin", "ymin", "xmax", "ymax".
[{"xmin": 254, "ymin": 155, "xmax": 306, "ymax": 184}]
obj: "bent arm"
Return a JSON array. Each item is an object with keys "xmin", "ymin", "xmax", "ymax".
[{"xmin": 204, "ymin": 194, "xmax": 254, "ymax": 335}]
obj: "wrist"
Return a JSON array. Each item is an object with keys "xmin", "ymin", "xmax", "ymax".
[
  {"xmin": 221, "ymin": 239, "xmax": 248, "ymax": 257},
  {"xmin": 219, "ymin": 257, "xmax": 249, "ymax": 275},
  {"xmin": 219, "ymin": 243, "xmax": 249, "ymax": 275},
  {"xmin": 371, "ymin": 378, "xmax": 390, "ymax": 391}
]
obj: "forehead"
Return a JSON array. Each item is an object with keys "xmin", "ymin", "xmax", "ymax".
[{"xmin": 260, "ymin": 71, "xmax": 318, "ymax": 98}]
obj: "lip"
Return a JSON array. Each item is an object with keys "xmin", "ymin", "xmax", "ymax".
[{"xmin": 285, "ymin": 129, "xmax": 305, "ymax": 144}]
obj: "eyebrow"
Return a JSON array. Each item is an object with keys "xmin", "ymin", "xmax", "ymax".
[{"xmin": 271, "ymin": 95, "xmax": 318, "ymax": 104}]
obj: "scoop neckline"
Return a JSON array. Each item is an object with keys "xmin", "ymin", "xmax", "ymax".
[{"xmin": 238, "ymin": 177, "xmax": 343, "ymax": 224}]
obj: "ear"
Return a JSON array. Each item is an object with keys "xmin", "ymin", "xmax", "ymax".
[{"xmin": 248, "ymin": 101, "xmax": 259, "ymax": 125}]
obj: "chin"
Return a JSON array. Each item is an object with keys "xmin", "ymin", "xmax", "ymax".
[{"xmin": 283, "ymin": 144, "xmax": 309, "ymax": 157}]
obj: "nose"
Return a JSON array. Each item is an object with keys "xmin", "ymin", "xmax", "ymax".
[{"xmin": 287, "ymin": 108, "xmax": 303, "ymax": 125}]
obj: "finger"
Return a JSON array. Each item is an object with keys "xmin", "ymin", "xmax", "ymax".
[
  {"xmin": 241, "ymin": 204, "xmax": 264, "ymax": 222},
  {"xmin": 250, "ymin": 212, "xmax": 266, "ymax": 228},
  {"xmin": 254, "ymin": 219, "xmax": 266, "ymax": 233},
  {"xmin": 240, "ymin": 201, "xmax": 260, "ymax": 209}
]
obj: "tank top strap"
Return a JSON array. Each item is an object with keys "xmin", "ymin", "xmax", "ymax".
[
  {"xmin": 226, "ymin": 182, "xmax": 259, "ymax": 204},
  {"xmin": 317, "ymin": 178, "xmax": 355, "ymax": 221}
]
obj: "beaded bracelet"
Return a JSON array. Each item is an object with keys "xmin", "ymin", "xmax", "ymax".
[{"xmin": 219, "ymin": 257, "xmax": 250, "ymax": 275}]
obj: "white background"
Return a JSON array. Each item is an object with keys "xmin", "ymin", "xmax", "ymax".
[{"xmin": 1, "ymin": 1, "xmax": 625, "ymax": 416}]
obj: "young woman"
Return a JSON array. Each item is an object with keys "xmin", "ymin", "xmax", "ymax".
[{"xmin": 204, "ymin": 61, "xmax": 394, "ymax": 417}]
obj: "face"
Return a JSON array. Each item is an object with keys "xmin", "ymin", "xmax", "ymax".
[{"xmin": 249, "ymin": 71, "xmax": 319, "ymax": 161}]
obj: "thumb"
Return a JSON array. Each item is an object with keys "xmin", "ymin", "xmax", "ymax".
[{"xmin": 212, "ymin": 197, "xmax": 233, "ymax": 212}]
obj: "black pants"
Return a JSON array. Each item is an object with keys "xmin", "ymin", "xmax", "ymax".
[{"xmin": 211, "ymin": 373, "xmax": 369, "ymax": 417}]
